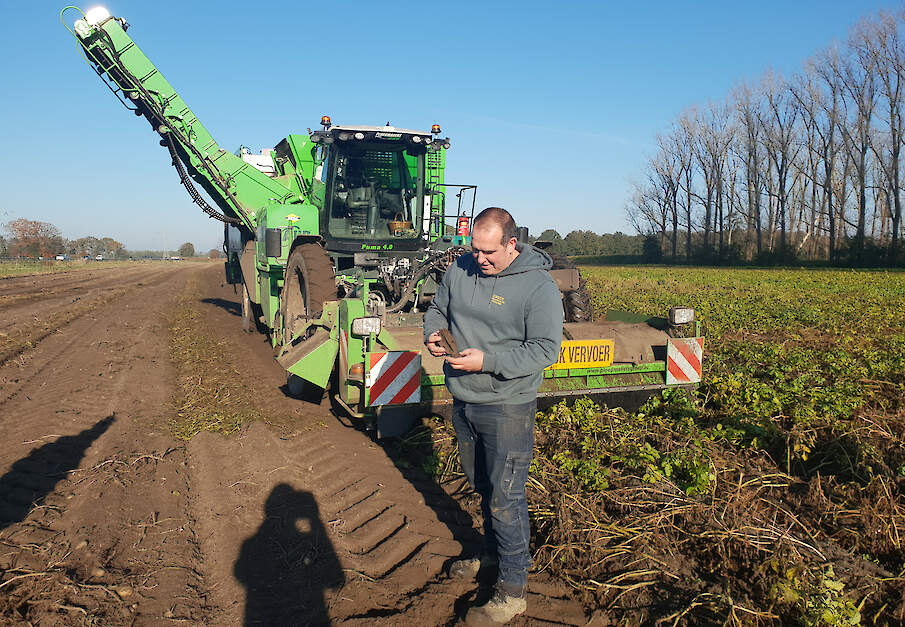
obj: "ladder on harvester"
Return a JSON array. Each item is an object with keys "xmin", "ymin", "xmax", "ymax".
[{"xmin": 426, "ymin": 146, "xmax": 445, "ymax": 241}]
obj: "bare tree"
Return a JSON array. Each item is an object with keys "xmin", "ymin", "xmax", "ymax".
[
  {"xmin": 693, "ymin": 103, "xmax": 734, "ymax": 253},
  {"xmin": 864, "ymin": 10, "xmax": 905, "ymax": 261},
  {"xmin": 625, "ymin": 179, "xmax": 668, "ymax": 239},
  {"xmin": 793, "ymin": 49, "xmax": 845, "ymax": 261},
  {"xmin": 834, "ymin": 24, "xmax": 879, "ymax": 261},
  {"xmin": 653, "ymin": 128, "xmax": 686, "ymax": 259},
  {"xmin": 733, "ymin": 82, "xmax": 766, "ymax": 257},
  {"xmin": 757, "ymin": 70, "xmax": 802, "ymax": 254},
  {"xmin": 677, "ymin": 110, "xmax": 699, "ymax": 262}
]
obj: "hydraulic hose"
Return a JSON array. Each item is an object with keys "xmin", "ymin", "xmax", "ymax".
[
  {"xmin": 386, "ymin": 247, "xmax": 466, "ymax": 313},
  {"xmin": 165, "ymin": 134, "xmax": 240, "ymax": 224}
]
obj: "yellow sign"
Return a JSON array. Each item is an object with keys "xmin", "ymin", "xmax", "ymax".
[
  {"xmin": 286, "ymin": 214, "xmax": 301, "ymax": 222},
  {"xmin": 549, "ymin": 339, "xmax": 615, "ymax": 370}
]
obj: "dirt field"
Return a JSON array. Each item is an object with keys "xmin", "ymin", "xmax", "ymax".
[{"xmin": 0, "ymin": 262, "xmax": 587, "ymax": 625}]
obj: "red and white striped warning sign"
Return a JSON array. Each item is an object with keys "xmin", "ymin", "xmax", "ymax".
[
  {"xmin": 366, "ymin": 351, "xmax": 422, "ymax": 406},
  {"xmin": 666, "ymin": 337, "xmax": 704, "ymax": 385}
]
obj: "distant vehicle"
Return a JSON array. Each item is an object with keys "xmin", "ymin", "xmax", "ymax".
[
  {"xmin": 169, "ymin": 256, "xmax": 181, "ymax": 261},
  {"xmin": 55, "ymin": 254, "xmax": 67, "ymax": 261},
  {"xmin": 95, "ymin": 254, "xmax": 104, "ymax": 261}
]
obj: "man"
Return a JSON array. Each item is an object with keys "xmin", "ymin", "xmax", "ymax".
[{"xmin": 424, "ymin": 207, "xmax": 563, "ymax": 624}]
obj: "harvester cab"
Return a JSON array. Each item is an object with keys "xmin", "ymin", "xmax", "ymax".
[
  {"xmin": 308, "ymin": 122, "xmax": 444, "ymax": 249},
  {"xmin": 65, "ymin": 5, "xmax": 705, "ymax": 437}
]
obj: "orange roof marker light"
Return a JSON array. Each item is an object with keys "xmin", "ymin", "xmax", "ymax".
[
  {"xmin": 431, "ymin": 124, "xmax": 441, "ymax": 135},
  {"xmin": 321, "ymin": 115, "xmax": 332, "ymax": 128}
]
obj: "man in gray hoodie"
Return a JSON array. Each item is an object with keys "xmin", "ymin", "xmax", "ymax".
[{"xmin": 424, "ymin": 207, "xmax": 563, "ymax": 625}]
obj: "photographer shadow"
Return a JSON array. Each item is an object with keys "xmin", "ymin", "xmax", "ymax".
[{"xmin": 235, "ymin": 484, "xmax": 344, "ymax": 626}]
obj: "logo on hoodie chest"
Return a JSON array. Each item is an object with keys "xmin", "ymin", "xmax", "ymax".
[{"xmin": 490, "ymin": 294, "xmax": 505, "ymax": 306}]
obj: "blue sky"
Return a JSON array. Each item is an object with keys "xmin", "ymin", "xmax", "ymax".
[{"xmin": 1, "ymin": 0, "xmax": 902, "ymax": 252}]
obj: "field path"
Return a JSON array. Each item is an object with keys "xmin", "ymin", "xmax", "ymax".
[{"xmin": 0, "ymin": 262, "xmax": 587, "ymax": 625}]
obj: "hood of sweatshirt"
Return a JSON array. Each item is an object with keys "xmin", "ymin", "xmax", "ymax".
[{"xmin": 460, "ymin": 243, "xmax": 554, "ymax": 304}]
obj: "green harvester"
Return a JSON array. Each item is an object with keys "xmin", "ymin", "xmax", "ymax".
[{"xmin": 64, "ymin": 6, "xmax": 705, "ymax": 435}]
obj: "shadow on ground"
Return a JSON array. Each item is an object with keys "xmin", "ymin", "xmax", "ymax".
[
  {"xmin": 200, "ymin": 297, "xmax": 241, "ymax": 317},
  {"xmin": 235, "ymin": 484, "xmax": 345, "ymax": 626},
  {"xmin": 0, "ymin": 415, "xmax": 115, "ymax": 531}
]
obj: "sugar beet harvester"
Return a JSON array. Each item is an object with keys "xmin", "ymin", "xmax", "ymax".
[{"xmin": 64, "ymin": 6, "xmax": 704, "ymax": 435}]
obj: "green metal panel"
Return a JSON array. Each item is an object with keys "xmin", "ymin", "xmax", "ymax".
[
  {"xmin": 258, "ymin": 265, "xmax": 283, "ymax": 341},
  {"xmin": 261, "ymin": 203, "xmax": 320, "ymax": 261},
  {"xmin": 540, "ymin": 370, "xmax": 666, "ymax": 393},
  {"xmin": 286, "ymin": 338, "xmax": 338, "ymax": 389},
  {"xmin": 338, "ymin": 299, "xmax": 366, "ymax": 405},
  {"xmin": 286, "ymin": 134, "xmax": 317, "ymax": 181},
  {"xmin": 280, "ymin": 302, "xmax": 339, "ymax": 388},
  {"xmin": 421, "ymin": 374, "xmax": 445, "ymax": 386},
  {"xmin": 543, "ymin": 361, "xmax": 666, "ymax": 378}
]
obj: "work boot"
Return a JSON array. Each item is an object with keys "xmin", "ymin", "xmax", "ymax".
[
  {"xmin": 464, "ymin": 584, "xmax": 527, "ymax": 625},
  {"xmin": 448, "ymin": 554, "xmax": 498, "ymax": 580}
]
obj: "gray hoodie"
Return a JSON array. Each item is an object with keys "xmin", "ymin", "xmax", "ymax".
[{"xmin": 424, "ymin": 244, "xmax": 564, "ymax": 404}]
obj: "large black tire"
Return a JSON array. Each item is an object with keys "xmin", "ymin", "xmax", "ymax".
[
  {"xmin": 548, "ymin": 252, "xmax": 593, "ymax": 322},
  {"xmin": 279, "ymin": 243, "xmax": 336, "ymax": 346}
]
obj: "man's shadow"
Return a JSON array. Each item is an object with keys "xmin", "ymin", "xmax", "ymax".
[
  {"xmin": 235, "ymin": 484, "xmax": 345, "ymax": 626},
  {"xmin": 0, "ymin": 415, "xmax": 115, "ymax": 531}
]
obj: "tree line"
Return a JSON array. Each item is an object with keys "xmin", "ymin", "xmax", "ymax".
[
  {"xmin": 1, "ymin": 218, "xmax": 204, "ymax": 259},
  {"xmin": 627, "ymin": 10, "xmax": 905, "ymax": 266},
  {"xmin": 532, "ymin": 229, "xmax": 645, "ymax": 257},
  {"xmin": 0, "ymin": 219, "xmax": 124, "ymax": 258}
]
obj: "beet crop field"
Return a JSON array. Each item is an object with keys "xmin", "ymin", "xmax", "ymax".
[{"xmin": 418, "ymin": 265, "xmax": 905, "ymax": 625}]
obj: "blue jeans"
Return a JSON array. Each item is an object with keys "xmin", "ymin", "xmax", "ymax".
[{"xmin": 451, "ymin": 398, "xmax": 535, "ymax": 594}]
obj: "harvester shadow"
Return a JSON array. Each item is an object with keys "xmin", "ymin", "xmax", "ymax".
[
  {"xmin": 0, "ymin": 415, "xmax": 115, "ymax": 531},
  {"xmin": 200, "ymin": 297, "xmax": 241, "ymax": 317},
  {"xmin": 235, "ymin": 483, "xmax": 344, "ymax": 626}
]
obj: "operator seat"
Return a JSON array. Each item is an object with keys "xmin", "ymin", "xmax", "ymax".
[
  {"xmin": 347, "ymin": 184, "xmax": 375, "ymax": 209},
  {"xmin": 376, "ymin": 190, "xmax": 402, "ymax": 219}
]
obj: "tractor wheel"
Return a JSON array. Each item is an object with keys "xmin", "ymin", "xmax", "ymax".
[
  {"xmin": 241, "ymin": 283, "xmax": 253, "ymax": 333},
  {"xmin": 279, "ymin": 243, "xmax": 336, "ymax": 346},
  {"xmin": 548, "ymin": 252, "xmax": 593, "ymax": 323},
  {"xmin": 563, "ymin": 287, "xmax": 592, "ymax": 322}
]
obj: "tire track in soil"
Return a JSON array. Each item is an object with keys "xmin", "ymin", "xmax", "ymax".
[
  {"xmin": 0, "ymin": 265, "xmax": 177, "ymax": 407},
  {"xmin": 0, "ymin": 262, "xmax": 179, "ymax": 368},
  {"xmin": 186, "ymin": 265, "xmax": 590, "ymax": 625},
  {"xmin": 0, "ymin": 263, "xmax": 209, "ymax": 625}
]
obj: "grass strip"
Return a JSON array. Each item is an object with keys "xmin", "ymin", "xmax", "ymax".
[{"xmin": 168, "ymin": 277, "xmax": 264, "ymax": 440}]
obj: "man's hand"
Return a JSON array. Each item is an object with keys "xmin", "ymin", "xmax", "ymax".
[
  {"xmin": 425, "ymin": 331, "xmax": 448, "ymax": 357},
  {"xmin": 446, "ymin": 348, "xmax": 484, "ymax": 372}
]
